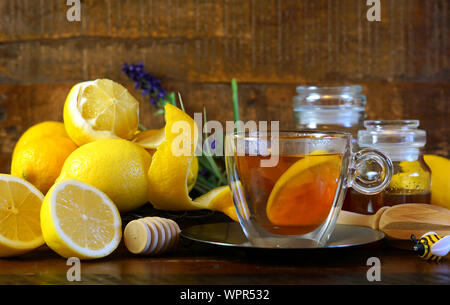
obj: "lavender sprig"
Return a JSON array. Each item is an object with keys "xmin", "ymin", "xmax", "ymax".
[{"xmin": 122, "ymin": 62, "xmax": 175, "ymax": 111}]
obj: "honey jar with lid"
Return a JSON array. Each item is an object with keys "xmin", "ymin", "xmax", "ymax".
[{"xmin": 343, "ymin": 120, "xmax": 431, "ymax": 215}]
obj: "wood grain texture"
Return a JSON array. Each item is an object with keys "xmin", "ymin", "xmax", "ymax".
[
  {"xmin": 338, "ymin": 207, "xmax": 389, "ymax": 230},
  {"xmin": 0, "ymin": 238, "xmax": 448, "ymax": 284},
  {"xmin": 378, "ymin": 203, "xmax": 450, "ymax": 240},
  {"xmin": 338, "ymin": 204, "xmax": 450, "ymax": 239},
  {"xmin": 0, "ymin": 0, "xmax": 448, "ymax": 83},
  {"xmin": 0, "ymin": 0, "xmax": 448, "ymax": 287},
  {"xmin": 0, "ymin": 0, "xmax": 449, "ymax": 173},
  {"xmin": 0, "ymin": 205, "xmax": 447, "ymax": 285},
  {"xmin": 0, "ymin": 81, "xmax": 449, "ymax": 173}
]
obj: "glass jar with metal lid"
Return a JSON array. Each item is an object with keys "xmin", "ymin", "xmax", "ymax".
[
  {"xmin": 292, "ymin": 85, "xmax": 366, "ymax": 147},
  {"xmin": 343, "ymin": 120, "xmax": 431, "ymax": 214}
]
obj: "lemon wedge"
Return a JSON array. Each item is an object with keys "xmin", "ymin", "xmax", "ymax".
[
  {"xmin": 40, "ymin": 179, "xmax": 122, "ymax": 259},
  {"xmin": 193, "ymin": 186, "xmax": 238, "ymax": 221},
  {"xmin": 0, "ymin": 174, "xmax": 44, "ymax": 257},
  {"xmin": 64, "ymin": 79, "xmax": 139, "ymax": 146},
  {"xmin": 133, "ymin": 128, "xmax": 165, "ymax": 149}
]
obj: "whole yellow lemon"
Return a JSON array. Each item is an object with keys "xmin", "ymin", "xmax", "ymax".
[
  {"xmin": 424, "ymin": 155, "xmax": 450, "ymax": 210},
  {"xmin": 11, "ymin": 137, "xmax": 78, "ymax": 194},
  {"xmin": 12, "ymin": 121, "xmax": 69, "ymax": 160},
  {"xmin": 57, "ymin": 139, "xmax": 152, "ymax": 212}
]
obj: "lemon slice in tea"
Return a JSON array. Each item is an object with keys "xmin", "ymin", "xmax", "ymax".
[{"xmin": 266, "ymin": 154, "xmax": 341, "ymax": 231}]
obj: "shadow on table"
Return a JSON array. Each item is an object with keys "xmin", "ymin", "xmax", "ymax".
[{"xmin": 179, "ymin": 235, "xmax": 391, "ymax": 268}]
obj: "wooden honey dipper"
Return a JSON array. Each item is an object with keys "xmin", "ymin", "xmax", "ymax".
[
  {"xmin": 124, "ymin": 217, "xmax": 181, "ymax": 255},
  {"xmin": 337, "ymin": 203, "xmax": 450, "ymax": 240}
]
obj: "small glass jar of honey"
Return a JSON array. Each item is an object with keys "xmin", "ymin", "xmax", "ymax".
[{"xmin": 343, "ymin": 120, "xmax": 431, "ymax": 214}]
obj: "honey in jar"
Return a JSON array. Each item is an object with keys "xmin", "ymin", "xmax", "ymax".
[{"xmin": 343, "ymin": 120, "xmax": 431, "ymax": 215}]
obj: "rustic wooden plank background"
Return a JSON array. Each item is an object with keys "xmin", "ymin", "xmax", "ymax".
[{"xmin": 0, "ymin": 0, "xmax": 449, "ymax": 173}]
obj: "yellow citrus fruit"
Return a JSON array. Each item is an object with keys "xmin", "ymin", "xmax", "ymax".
[
  {"xmin": 147, "ymin": 104, "xmax": 200, "ymax": 210},
  {"xmin": 12, "ymin": 121, "xmax": 69, "ymax": 160},
  {"xmin": 41, "ymin": 179, "xmax": 122, "ymax": 259},
  {"xmin": 424, "ymin": 155, "xmax": 450, "ymax": 210},
  {"xmin": 187, "ymin": 156, "xmax": 199, "ymax": 192},
  {"xmin": 133, "ymin": 128, "xmax": 165, "ymax": 149},
  {"xmin": 63, "ymin": 79, "xmax": 139, "ymax": 146},
  {"xmin": 11, "ymin": 137, "xmax": 78, "ymax": 194},
  {"xmin": 266, "ymin": 154, "xmax": 341, "ymax": 227},
  {"xmin": 192, "ymin": 186, "xmax": 238, "ymax": 221},
  {"xmin": 57, "ymin": 139, "xmax": 152, "ymax": 213},
  {"xmin": 134, "ymin": 128, "xmax": 198, "ymax": 192},
  {"xmin": 0, "ymin": 174, "xmax": 44, "ymax": 257},
  {"xmin": 146, "ymin": 104, "xmax": 235, "ymax": 218}
]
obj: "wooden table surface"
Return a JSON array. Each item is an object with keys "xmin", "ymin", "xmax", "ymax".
[
  {"xmin": 0, "ymin": 0, "xmax": 448, "ymax": 288},
  {"xmin": 0, "ymin": 212, "xmax": 448, "ymax": 285}
]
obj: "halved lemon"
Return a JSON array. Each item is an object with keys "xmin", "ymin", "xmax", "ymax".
[
  {"xmin": 266, "ymin": 154, "xmax": 342, "ymax": 228},
  {"xmin": 0, "ymin": 174, "xmax": 44, "ymax": 257},
  {"xmin": 41, "ymin": 179, "xmax": 122, "ymax": 259},
  {"xmin": 64, "ymin": 79, "xmax": 139, "ymax": 146}
]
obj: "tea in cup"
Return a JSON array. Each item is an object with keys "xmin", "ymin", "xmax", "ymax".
[{"xmin": 225, "ymin": 131, "xmax": 393, "ymax": 248}]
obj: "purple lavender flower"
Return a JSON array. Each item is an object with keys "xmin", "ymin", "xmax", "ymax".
[
  {"xmin": 122, "ymin": 62, "xmax": 168, "ymax": 108},
  {"xmin": 199, "ymin": 168, "xmax": 210, "ymax": 179}
]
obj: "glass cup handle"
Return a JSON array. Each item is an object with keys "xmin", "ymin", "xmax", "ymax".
[{"xmin": 348, "ymin": 148, "xmax": 393, "ymax": 195}]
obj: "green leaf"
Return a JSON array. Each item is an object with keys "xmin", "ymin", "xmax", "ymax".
[
  {"xmin": 170, "ymin": 92, "xmax": 176, "ymax": 105},
  {"xmin": 178, "ymin": 92, "xmax": 186, "ymax": 112},
  {"xmin": 138, "ymin": 123, "xmax": 148, "ymax": 131},
  {"xmin": 202, "ymin": 108, "xmax": 227, "ymax": 185},
  {"xmin": 153, "ymin": 109, "xmax": 165, "ymax": 116},
  {"xmin": 196, "ymin": 174, "xmax": 218, "ymax": 189},
  {"xmin": 231, "ymin": 78, "xmax": 240, "ymax": 130}
]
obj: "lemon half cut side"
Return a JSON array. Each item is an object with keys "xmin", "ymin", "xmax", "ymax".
[
  {"xmin": 64, "ymin": 79, "xmax": 139, "ymax": 146},
  {"xmin": 0, "ymin": 174, "xmax": 45, "ymax": 257},
  {"xmin": 41, "ymin": 179, "xmax": 122, "ymax": 260}
]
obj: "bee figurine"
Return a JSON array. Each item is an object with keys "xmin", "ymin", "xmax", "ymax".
[{"xmin": 411, "ymin": 232, "xmax": 450, "ymax": 262}]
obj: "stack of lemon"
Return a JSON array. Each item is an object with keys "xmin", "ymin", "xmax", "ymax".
[
  {"xmin": 1, "ymin": 79, "xmax": 236, "ymax": 260},
  {"xmin": 3, "ymin": 79, "xmax": 449, "ymax": 260}
]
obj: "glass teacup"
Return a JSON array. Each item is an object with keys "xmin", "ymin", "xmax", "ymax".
[{"xmin": 225, "ymin": 131, "xmax": 393, "ymax": 248}]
